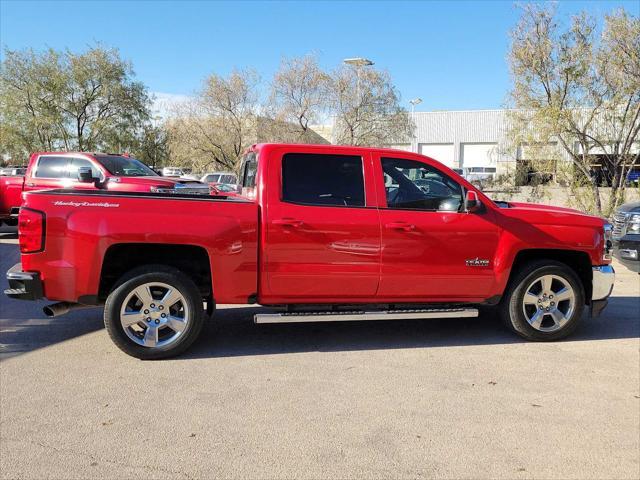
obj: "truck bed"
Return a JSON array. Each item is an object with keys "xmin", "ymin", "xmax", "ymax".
[{"xmin": 19, "ymin": 189, "xmax": 259, "ymax": 304}]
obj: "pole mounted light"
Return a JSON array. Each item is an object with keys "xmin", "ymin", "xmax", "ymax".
[
  {"xmin": 343, "ymin": 57, "xmax": 374, "ymax": 67},
  {"xmin": 409, "ymin": 98, "xmax": 423, "ymax": 114}
]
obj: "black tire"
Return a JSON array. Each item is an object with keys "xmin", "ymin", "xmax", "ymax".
[
  {"xmin": 104, "ymin": 265, "xmax": 205, "ymax": 359},
  {"xmin": 500, "ymin": 260, "xmax": 585, "ymax": 341}
]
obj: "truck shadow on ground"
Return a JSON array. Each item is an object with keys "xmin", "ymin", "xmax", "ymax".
[
  {"xmin": 183, "ymin": 296, "xmax": 640, "ymax": 359},
  {"xmin": 0, "ymin": 298, "xmax": 638, "ymax": 360}
]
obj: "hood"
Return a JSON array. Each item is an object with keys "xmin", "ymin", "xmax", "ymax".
[
  {"xmin": 498, "ymin": 201, "xmax": 605, "ymax": 228},
  {"xmin": 616, "ymin": 201, "xmax": 640, "ymax": 213},
  {"xmin": 507, "ymin": 202, "xmax": 585, "ymax": 215},
  {"xmin": 105, "ymin": 176, "xmax": 209, "ymax": 192},
  {"xmin": 109, "ymin": 176, "xmax": 201, "ymax": 186}
]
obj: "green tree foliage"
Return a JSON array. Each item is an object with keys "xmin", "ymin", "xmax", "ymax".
[
  {"xmin": 508, "ymin": 6, "xmax": 640, "ymax": 216},
  {"xmin": 0, "ymin": 46, "xmax": 151, "ymax": 162}
]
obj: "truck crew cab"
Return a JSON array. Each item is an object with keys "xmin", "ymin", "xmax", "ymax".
[{"xmin": 5, "ymin": 144, "xmax": 615, "ymax": 359}]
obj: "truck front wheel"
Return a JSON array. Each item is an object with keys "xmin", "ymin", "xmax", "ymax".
[
  {"xmin": 501, "ymin": 260, "xmax": 585, "ymax": 341},
  {"xmin": 104, "ymin": 266, "xmax": 205, "ymax": 359}
]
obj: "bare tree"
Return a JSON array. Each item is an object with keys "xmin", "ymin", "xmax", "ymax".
[
  {"xmin": 508, "ymin": 5, "xmax": 640, "ymax": 216},
  {"xmin": 269, "ymin": 55, "xmax": 329, "ymax": 138},
  {"xmin": 168, "ymin": 69, "xmax": 260, "ymax": 172},
  {"xmin": 328, "ymin": 65, "xmax": 413, "ymax": 147}
]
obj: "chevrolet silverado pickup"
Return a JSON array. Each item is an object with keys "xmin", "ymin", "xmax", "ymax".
[
  {"xmin": 0, "ymin": 152, "xmax": 207, "ymax": 225},
  {"xmin": 5, "ymin": 143, "xmax": 615, "ymax": 359}
]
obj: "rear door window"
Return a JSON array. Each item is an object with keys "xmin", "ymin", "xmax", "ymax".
[
  {"xmin": 34, "ymin": 156, "xmax": 69, "ymax": 178},
  {"xmin": 282, "ymin": 153, "xmax": 365, "ymax": 207}
]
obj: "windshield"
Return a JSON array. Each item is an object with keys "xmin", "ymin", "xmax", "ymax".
[{"xmin": 97, "ymin": 156, "xmax": 158, "ymax": 177}]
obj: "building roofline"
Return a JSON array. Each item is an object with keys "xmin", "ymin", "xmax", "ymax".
[{"xmin": 414, "ymin": 109, "xmax": 512, "ymax": 114}]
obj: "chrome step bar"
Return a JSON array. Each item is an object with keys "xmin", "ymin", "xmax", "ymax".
[{"xmin": 254, "ymin": 308, "xmax": 478, "ymax": 324}]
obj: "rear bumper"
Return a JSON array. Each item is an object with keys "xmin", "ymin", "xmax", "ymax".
[{"xmin": 4, "ymin": 263, "xmax": 43, "ymax": 300}]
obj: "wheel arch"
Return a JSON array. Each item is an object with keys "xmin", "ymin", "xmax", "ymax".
[
  {"xmin": 506, "ymin": 249, "xmax": 592, "ymax": 303},
  {"xmin": 98, "ymin": 243, "xmax": 213, "ymax": 302}
]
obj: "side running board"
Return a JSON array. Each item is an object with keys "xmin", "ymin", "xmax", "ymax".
[{"xmin": 254, "ymin": 308, "xmax": 478, "ymax": 324}]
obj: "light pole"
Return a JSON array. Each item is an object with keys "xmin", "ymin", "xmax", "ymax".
[
  {"xmin": 409, "ymin": 98, "xmax": 422, "ymax": 152},
  {"xmin": 343, "ymin": 57, "xmax": 374, "ymax": 101},
  {"xmin": 343, "ymin": 58, "xmax": 374, "ymax": 144},
  {"xmin": 409, "ymin": 98, "xmax": 422, "ymax": 115}
]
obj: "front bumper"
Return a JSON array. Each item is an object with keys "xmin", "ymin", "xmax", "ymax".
[
  {"xmin": 590, "ymin": 265, "xmax": 615, "ymax": 317},
  {"xmin": 613, "ymin": 237, "xmax": 640, "ymax": 273},
  {"xmin": 4, "ymin": 263, "xmax": 43, "ymax": 300}
]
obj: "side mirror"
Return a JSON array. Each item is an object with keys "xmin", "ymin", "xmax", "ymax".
[
  {"xmin": 77, "ymin": 167, "xmax": 95, "ymax": 183},
  {"xmin": 465, "ymin": 190, "xmax": 482, "ymax": 213}
]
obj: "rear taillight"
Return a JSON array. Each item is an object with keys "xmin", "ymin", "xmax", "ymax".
[{"xmin": 18, "ymin": 207, "xmax": 46, "ymax": 253}]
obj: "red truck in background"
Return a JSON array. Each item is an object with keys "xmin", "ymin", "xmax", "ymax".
[
  {"xmin": 0, "ymin": 152, "xmax": 208, "ymax": 226},
  {"xmin": 5, "ymin": 143, "xmax": 615, "ymax": 359}
]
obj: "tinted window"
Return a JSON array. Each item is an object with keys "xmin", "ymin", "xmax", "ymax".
[
  {"xmin": 242, "ymin": 152, "xmax": 258, "ymax": 188},
  {"xmin": 35, "ymin": 156, "xmax": 69, "ymax": 178},
  {"xmin": 68, "ymin": 158, "xmax": 101, "ymax": 179},
  {"xmin": 220, "ymin": 174, "xmax": 237, "ymax": 184},
  {"xmin": 382, "ymin": 157, "xmax": 462, "ymax": 212},
  {"xmin": 203, "ymin": 174, "xmax": 220, "ymax": 183},
  {"xmin": 282, "ymin": 153, "xmax": 365, "ymax": 207},
  {"xmin": 97, "ymin": 156, "xmax": 157, "ymax": 177}
]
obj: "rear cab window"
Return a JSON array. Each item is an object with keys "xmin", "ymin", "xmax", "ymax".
[{"xmin": 240, "ymin": 151, "xmax": 258, "ymax": 198}]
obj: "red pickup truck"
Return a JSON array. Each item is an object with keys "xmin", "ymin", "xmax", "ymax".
[
  {"xmin": 0, "ymin": 152, "xmax": 207, "ymax": 225},
  {"xmin": 5, "ymin": 143, "xmax": 615, "ymax": 359}
]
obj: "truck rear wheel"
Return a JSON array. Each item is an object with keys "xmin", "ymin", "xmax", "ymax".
[
  {"xmin": 104, "ymin": 265, "xmax": 205, "ymax": 359},
  {"xmin": 501, "ymin": 260, "xmax": 585, "ymax": 341}
]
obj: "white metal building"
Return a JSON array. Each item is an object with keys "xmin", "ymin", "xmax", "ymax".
[{"xmin": 390, "ymin": 110, "xmax": 515, "ymax": 178}]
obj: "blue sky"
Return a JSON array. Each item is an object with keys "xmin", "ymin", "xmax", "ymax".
[{"xmin": 1, "ymin": 0, "xmax": 637, "ymax": 112}]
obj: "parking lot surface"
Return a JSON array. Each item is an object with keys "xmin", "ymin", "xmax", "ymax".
[{"xmin": 1, "ymin": 224, "xmax": 639, "ymax": 479}]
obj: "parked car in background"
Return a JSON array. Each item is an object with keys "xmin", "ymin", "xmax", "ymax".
[
  {"xmin": 180, "ymin": 174, "xmax": 202, "ymax": 181},
  {"xmin": 6, "ymin": 143, "xmax": 614, "ymax": 359},
  {"xmin": 0, "ymin": 152, "xmax": 208, "ymax": 226},
  {"xmin": 161, "ymin": 166, "xmax": 192, "ymax": 177},
  {"xmin": 200, "ymin": 172, "xmax": 237, "ymax": 186},
  {"xmin": 208, "ymin": 182, "xmax": 241, "ymax": 197},
  {"xmin": 611, "ymin": 200, "xmax": 640, "ymax": 273},
  {"xmin": 0, "ymin": 166, "xmax": 27, "ymax": 176},
  {"xmin": 465, "ymin": 166, "xmax": 497, "ymax": 184},
  {"xmin": 452, "ymin": 168, "xmax": 465, "ymax": 178}
]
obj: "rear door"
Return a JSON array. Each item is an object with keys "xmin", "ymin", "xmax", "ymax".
[
  {"xmin": 375, "ymin": 153, "xmax": 502, "ymax": 301},
  {"xmin": 262, "ymin": 148, "xmax": 381, "ymax": 302}
]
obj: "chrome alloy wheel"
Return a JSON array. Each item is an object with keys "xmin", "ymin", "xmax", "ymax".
[
  {"xmin": 522, "ymin": 274, "xmax": 576, "ymax": 332},
  {"xmin": 120, "ymin": 282, "xmax": 190, "ymax": 348}
]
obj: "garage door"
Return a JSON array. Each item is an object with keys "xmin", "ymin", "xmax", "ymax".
[
  {"xmin": 418, "ymin": 144, "xmax": 454, "ymax": 167},
  {"xmin": 461, "ymin": 143, "xmax": 498, "ymax": 168}
]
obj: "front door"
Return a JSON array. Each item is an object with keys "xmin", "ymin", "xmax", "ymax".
[
  {"xmin": 25, "ymin": 155, "xmax": 103, "ymax": 192},
  {"xmin": 375, "ymin": 154, "xmax": 501, "ymax": 301},
  {"xmin": 263, "ymin": 149, "xmax": 381, "ymax": 302}
]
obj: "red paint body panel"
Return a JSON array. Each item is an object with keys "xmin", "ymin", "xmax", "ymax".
[
  {"xmin": 0, "ymin": 176, "xmax": 24, "ymax": 220},
  {"xmin": 15, "ymin": 143, "xmax": 610, "ymax": 308}
]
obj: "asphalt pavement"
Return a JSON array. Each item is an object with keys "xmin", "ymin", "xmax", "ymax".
[{"xmin": 1, "ymin": 224, "xmax": 638, "ymax": 479}]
